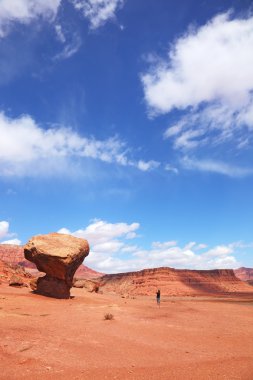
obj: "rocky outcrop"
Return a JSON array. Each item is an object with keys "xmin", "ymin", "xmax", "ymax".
[
  {"xmin": 9, "ymin": 275, "xmax": 27, "ymax": 287},
  {"xmin": 0, "ymin": 259, "xmax": 32, "ymax": 286},
  {"xmin": 100, "ymin": 267, "xmax": 253, "ymax": 296},
  {"xmin": 234, "ymin": 267, "xmax": 253, "ymax": 281},
  {"xmin": 24, "ymin": 233, "xmax": 89, "ymax": 299},
  {"xmin": 73, "ymin": 278, "xmax": 100, "ymax": 292}
]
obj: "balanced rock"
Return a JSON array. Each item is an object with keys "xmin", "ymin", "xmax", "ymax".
[{"xmin": 24, "ymin": 233, "xmax": 89, "ymax": 299}]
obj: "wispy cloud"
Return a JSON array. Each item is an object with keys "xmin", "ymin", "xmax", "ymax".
[
  {"xmin": 0, "ymin": 0, "xmax": 125, "ymax": 63},
  {"xmin": 181, "ymin": 157, "xmax": 253, "ymax": 178},
  {"xmin": 0, "ymin": 111, "xmax": 159, "ymax": 178},
  {"xmin": 71, "ymin": 0, "xmax": 124, "ymax": 29},
  {"xmin": 136, "ymin": 160, "xmax": 160, "ymax": 172},
  {"xmin": 164, "ymin": 164, "xmax": 178, "ymax": 174},
  {"xmin": 53, "ymin": 33, "xmax": 82, "ymax": 61},
  {"xmin": 0, "ymin": 0, "xmax": 61, "ymax": 38}
]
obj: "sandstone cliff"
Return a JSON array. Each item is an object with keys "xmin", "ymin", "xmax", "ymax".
[
  {"xmin": 234, "ymin": 267, "xmax": 253, "ymax": 281},
  {"xmin": 0, "ymin": 244, "xmax": 35, "ymax": 268},
  {"xmin": 100, "ymin": 267, "xmax": 253, "ymax": 296}
]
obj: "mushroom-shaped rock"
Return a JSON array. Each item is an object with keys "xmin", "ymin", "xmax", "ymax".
[{"xmin": 24, "ymin": 233, "xmax": 89, "ymax": 299}]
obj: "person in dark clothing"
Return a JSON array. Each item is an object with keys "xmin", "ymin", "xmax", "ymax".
[{"xmin": 156, "ymin": 289, "xmax": 161, "ymax": 306}]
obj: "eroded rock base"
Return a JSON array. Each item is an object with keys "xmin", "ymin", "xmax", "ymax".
[{"xmin": 31, "ymin": 275, "xmax": 71, "ymax": 299}]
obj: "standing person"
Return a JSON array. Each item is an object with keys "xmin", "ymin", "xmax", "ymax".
[{"xmin": 156, "ymin": 289, "xmax": 161, "ymax": 307}]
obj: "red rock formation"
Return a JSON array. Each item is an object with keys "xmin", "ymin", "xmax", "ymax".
[
  {"xmin": 0, "ymin": 244, "xmax": 35, "ymax": 268},
  {"xmin": 100, "ymin": 267, "xmax": 253, "ymax": 296},
  {"xmin": 24, "ymin": 233, "xmax": 90, "ymax": 298},
  {"xmin": 0, "ymin": 259, "xmax": 32, "ymax": 286},
  {"xmin": 234, "ymin": 267, "xmax": 253, "ymax": 281}
]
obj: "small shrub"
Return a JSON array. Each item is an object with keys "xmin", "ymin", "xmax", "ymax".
[{"xmin": 104, "ymin": 313, "xmax": 114, "ymax": 320}]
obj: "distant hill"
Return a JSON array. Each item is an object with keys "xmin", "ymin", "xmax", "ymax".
[
  {"xmin": 75, "ymin": 264, "xmax": 103, "ymax": 279},
  {"xmin": 234, "ymin": 267, "xmax": 253, "ymax": 281}
]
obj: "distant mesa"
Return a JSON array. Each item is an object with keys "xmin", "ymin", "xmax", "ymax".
[
  {"xmin": 100, "ymin": 267, "xmax": 253, "ymax": 296},
  {"xmin": 24, "ymin": 233, "xmax": 89, "ymax": 299}
]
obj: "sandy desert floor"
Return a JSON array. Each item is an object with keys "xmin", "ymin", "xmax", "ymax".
[{"xmin": 0, "ymin": 286, "xmax": 253, "ymax": 380}]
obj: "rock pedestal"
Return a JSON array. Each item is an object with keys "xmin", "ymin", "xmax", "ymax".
[{"xmin": 24, "ymin": 233, "xmax": 89, "ymax": 299}]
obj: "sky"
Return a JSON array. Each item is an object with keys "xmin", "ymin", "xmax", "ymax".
[{"xmin": 0, "ymin": 0, "xmax": 253, "ymax": 273}]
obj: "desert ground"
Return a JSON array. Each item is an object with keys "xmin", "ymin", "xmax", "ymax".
[{"xmin": 0, "ymin": 285, "xmax": 253, "ymax": 380}]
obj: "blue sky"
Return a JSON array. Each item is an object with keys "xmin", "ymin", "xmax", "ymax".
[{"xmin": 0, "ymin": 0, "xmax": 253, "ymax": 273}]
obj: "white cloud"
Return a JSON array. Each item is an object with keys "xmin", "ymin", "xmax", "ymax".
[
  {"xmin": 71, "ymin": 0, "xmax": 124, "ymax": 29},
  {"xmin": 59, "ymin": 219, "xmax": 245, "ymax": 273},
  {"xmin": 137, "ymin": 160, "xmax": 160, "ymax": 172},
  {"xmin": 0, "ymin": 221, "xmax": 9, "ymax": 240},
  {"xmin": 59, "ymin": 219, "xmax": 139, "ymax": 245},
  {"xmin": 55, "ymin": 24, "xmax": 66, "ymax": 43},
  {"xmin": 0, "ymin": 0, "xmax": 61, "ymax": 37},
  {"xmin": 1, "ymin": 238, "xmax": 21, "ymax": 245},
  {"xmin": 164, "ymin": 164, "xmax": 178, "ymax": 174},
  {"xmin": 0, "ymin": 220, "xmax": 21, "ymax": 245},
  {"xmin": 142, "ymin": 12, "xmax": 253, "ymax": 173},
  {"xmin": 0, "ymin": 111, "xmax": 159, "ymax": 177},
  {"xmin": 152, "ymin": 241, "xmax": 177, "ymax": 249},
  {"xmin": 205, "ymin": 245, "xmax": 233, "ymax": 257},
  {"xmin": 181, "ymin": 156, "xmax": 253, "ymax": 178},
  {"xmin": 142, "ymin": 12, "xmax": 253, "ymax": 115},
  {"xmin": 53, "ymin": 34, "xmax": 82, "ymax": 60}
]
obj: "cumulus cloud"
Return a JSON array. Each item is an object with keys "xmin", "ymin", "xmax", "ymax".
[
  {"xmin": 59, "ymin": 219, "xmax": 245, "ymax": 273},
  {"xmin": 71, "ymin": 0, "xmax": 124, "ymax": 29},
  {"xmin": 142, "ymin": 12, "xmax": 253, "ymax": 115},
  {"xmin": 0, "ymin": 0, "xmax": 61, "ymax": 37},
  {"xmin": 0, "ymin": 220, "xmax": 21, "ymax": 245},
  {"xmin": 0, "ymin": 111, "xmax": 159, "ymax": 177},
  {"xmin": 142, "ymin": 12, "xmax": 253, "ymax": 173},
  {"xmin": 59, "ymin": 219, "xmax": 139, "ymax": 245}
]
